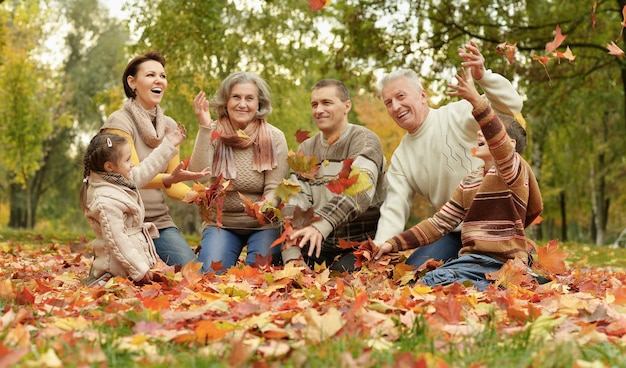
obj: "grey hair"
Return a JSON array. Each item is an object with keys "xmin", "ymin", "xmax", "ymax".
[
  {"xmin": 378, "ymin": 69, "xmax": 424, "ymax": 93},
  {"xmin": 211, "ymin": 71, "xmax": 272, "ymax": 120}
]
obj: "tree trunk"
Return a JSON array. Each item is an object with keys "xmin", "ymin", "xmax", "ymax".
[{"xmin": 8, "ymin": 182, "xmax": 36, "ymax": 228}]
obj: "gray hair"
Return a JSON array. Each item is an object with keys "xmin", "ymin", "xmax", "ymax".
[
  {"xmin": 378, "ymin": 69, "xmax": 424, "ymax": 93},
  {"xmin": 212, "ymin": 71, "xmax": 272, "ymax": 120}
]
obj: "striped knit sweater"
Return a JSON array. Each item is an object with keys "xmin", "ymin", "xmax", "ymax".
[{"xmin": 387, "ymin": 101, "xmax": 542, "ymax": 264}]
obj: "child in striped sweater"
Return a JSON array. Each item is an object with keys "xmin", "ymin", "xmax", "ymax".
[{"xmin": 374, "ymin": 68, "xmax": 543, "ymax": 290}]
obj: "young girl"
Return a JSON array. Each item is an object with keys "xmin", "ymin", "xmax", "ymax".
[{"xmin": 80, "ymin": 130, "xmax": 208, "ymax": 286}]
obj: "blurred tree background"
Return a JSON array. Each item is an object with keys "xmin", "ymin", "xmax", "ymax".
[{"xmin": 1, "ymin": 0, "xmax": 625, "ymax": 246}]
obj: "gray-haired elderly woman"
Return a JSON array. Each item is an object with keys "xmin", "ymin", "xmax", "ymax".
[{"xmin": 188, "ymin": 71, "xmax": 289, "ymax": 273}]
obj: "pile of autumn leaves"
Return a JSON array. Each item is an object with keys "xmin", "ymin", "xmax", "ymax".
[{"xmin": 1, "ymin": 236, "xmax": 625, "ymax": 367}]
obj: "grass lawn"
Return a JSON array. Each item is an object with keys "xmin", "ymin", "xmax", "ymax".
[{"xmin": 1, "ymin": 228, "xmax": 625, "ymax": 367}]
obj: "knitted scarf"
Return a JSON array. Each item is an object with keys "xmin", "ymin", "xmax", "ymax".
[
  {"xmin": 123, "ymin": 99, "xmax": 166, "ymax": 148},
  {"xmin": 212, "ymin": 116, "xmax": 277, "ymax": 179},
  {"xmin": 99, "ymin": 171, "xmax": 137, "ymax": 191}
]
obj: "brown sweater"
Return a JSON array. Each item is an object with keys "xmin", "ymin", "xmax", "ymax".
[{"xmin": 387, "ymin": 101, "xmax": 542, "ymax": 264}]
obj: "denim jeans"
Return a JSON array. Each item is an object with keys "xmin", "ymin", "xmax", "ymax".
[
  {"xmin": 152, "ymin": 227, "xmax": 196, "ymax": 267},
  {"xmin": 420, "ymin": 253, "xmax": 505, "ymax": 291},
  {"xmin": 405, "ymin": 231, "xmax": 463, "ymax": 268},
  {"xmin": 198, "ymin": 227, "xmax": 280, "ymax": 273}
]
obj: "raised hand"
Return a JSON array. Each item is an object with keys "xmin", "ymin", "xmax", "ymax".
[
  {"xmin": 457, "ymin": 40, "xmax": 485, "ymax": 81},
  {"xmin": 194, "ymin": 91, "xmax": 213, "ymax": 128},
  {"xmin": 447, "ymin": 68, "xmax": 482, "ymax": 107},
  {"xmin": 165, "ymin": 122, "xmax": 187, "ymax": 146}
]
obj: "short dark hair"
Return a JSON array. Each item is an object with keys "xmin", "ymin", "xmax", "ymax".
[
  {"xmin": 312, "ymin": 79, "xmax": 350, "ymax": 102},
  {"xmin": 122, "ymin": 51, "xmax": 166, "ymax": 98},
  {"xmin": 497, "ymin": 113, "xmax": 527, "ymax": 154}
]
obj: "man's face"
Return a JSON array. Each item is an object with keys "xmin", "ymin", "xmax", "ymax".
[
  {"xmin": 310, "ymin": 86, "xmax": 351, "ymax": 139},
  {"xmin": 381, "ymin": 77, "xmax": 429, "ymax": 133}
]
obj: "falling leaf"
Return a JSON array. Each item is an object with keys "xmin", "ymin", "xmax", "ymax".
[
  {"xmin": 607, "ymin": 41, "xmax": 625, "ymax": 57},
  {"xmin": 287, "ymin": 150, "xmax": 320, "ymax": 180},
  {"xmin": 275, "ymin": 179, "xmax": 301, "ymax": 203},
  {"xmin": 308, "ymin": 0, "xmax": 328, "ymax": 12},
  {"xmin": 211, "ymin": 130, "xmax": 221, "ymax": 142},
  {"xmin": 590, "ymin": 1, "xmax": 597, "ymax": 29},
  {"xmin": 619, "ymin": 5, "xmax": 626, "ymax": 40},
  {"xmin": 555, "ymin": 46, "xmax": 576, "ymax": 63},
  {"xmin": 545, "ymin": 24, "xmax": 567, "ymax": 54},
  {"xmin": 532, "ymin": 54, "xmax": 552, "ymax": 81},
  {"xmin": 326, "ymin": 158, "xmax": 359, "ymax": 194},
  {"xmin": 496, "ymin": 41, "xmax": 517, "ymax": 64},
  {"xmin": 295, "ymin": 129, "xmax": 310, "ymax": 143}
]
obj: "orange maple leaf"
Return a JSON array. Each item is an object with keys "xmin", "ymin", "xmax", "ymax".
[
  {"xmin": 545, "ymin": 24, "xmax": 567, "ymax": 54},
  {"xmin": 486, "ymin": 258, "xmax": 532, "ymax": 289},
  {"xmin": 535, "ymin": 239, "xmax": 568, "ymax": 274},
  {"xmin": 295, "ymin": 129, "xmax": 310, "ymax": 143},
  {"xmin": 496, "ymin": 41, "xmax": 517, "ymax": 64},
  {"xmin": 555, "ymin": 46, "xmax": 576, "ymax": 63},
  {"xmin": 195, "ymin": 320, "xmax": 231, "ymax": 344},
  {"xmin": 432, "ymin": 293, "xmax": 463, "ymax": 324},
  {"xmin": 308, "ymin": 0, "xmax": 327, "ymax": 12},
  {"xmin": 532, "ymin": 54, "xmax": 552, "ymax": 82},
  {"xmin": 607, "ymin": 41, "xmax": 625, "ymax": 57},
  {"xmin": 326, "ymin": 158, "xmax": 358, "ymax": 194}
]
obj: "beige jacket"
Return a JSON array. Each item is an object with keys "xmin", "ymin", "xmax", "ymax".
[{"xmin": 84, "ymin": 139, "xmax": 178, "ymax": 281}]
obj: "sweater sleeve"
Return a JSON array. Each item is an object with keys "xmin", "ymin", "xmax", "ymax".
[
  {"xmin": 104, "ymin": 127, "xmax": 191, "ymax": 200},
  {"xmin": 476, "ymin": 69, "xmax": 523, "ymax": 115},
  {"xmin": 473, "ymin": 100, "xmax": 520, "ymax": 185},
  {"xmin": 262, "ymin": 127, "xmax": 289, "ymax": 206},
  {"xmin": 188, "ymin": 124, "xmax": 215, "ymax": 184},
  {"xmin": 386, "ymin": 186, "xmax": 465, "ymax": 252}
]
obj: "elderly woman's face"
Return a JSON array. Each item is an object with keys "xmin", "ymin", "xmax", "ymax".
[{"xmin": 226, "ymin": 82, "xmax": 259, "ymax": 129}]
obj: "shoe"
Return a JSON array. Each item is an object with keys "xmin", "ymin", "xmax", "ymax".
[{"xmin": 82, "ymin": 272, "xmax": 113, "ymax": 287}]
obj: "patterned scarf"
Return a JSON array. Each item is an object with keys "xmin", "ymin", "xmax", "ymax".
[
  {"xmin": 212, "ymin": 117, "xmax": 277, "ymax": 179},
  {"xmin": 123, "ymin": 99, "xmax": 166, "ymax": 148},
  {"xmin": 99, "ymin": 171, "xmax": 137, "ymax": 191}
]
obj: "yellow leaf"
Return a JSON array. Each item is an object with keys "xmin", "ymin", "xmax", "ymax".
[
  {"xmin": 275, "ymin": 178, "xmax": 301, "ymax": 203},
  {"xmin": 343, "ymin": 168, "xmax": 373, "ymax": 196},
  {"xmin": 236, "ymin": 129, "xmax": 250, "ymax": 139}
]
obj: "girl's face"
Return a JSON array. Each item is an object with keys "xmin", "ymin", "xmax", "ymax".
[
  {"xmin": 108, "ymin": 142, "xmax": 133, "ymax": 180},
  {"xmin": 127, "ymin": 60, "xmax": 167, "ymax": 110},
  {"xmin": 226, "ymin": 82, "xmax": 259, "ymax": 129}
]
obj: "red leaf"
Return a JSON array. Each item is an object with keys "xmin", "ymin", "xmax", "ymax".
[
  {"xmin": 325, "ymin": 158, "xmax": 358, "ymax": 194},
  {"xmin": 295, "ymin": 129, "xmax": 310, "ymax": 143},
  {"xmin": 590, "ymin": 1, "xmax": 597, "ymax": 29},
  {"xmin": 181, "ymin": 156, "xmax": 190, "ymax": 170},
  {"xmin": 211, "ymin": 130, "xmax": 221, "ymax": 142},
  {"xmin": 308, "ymin": 0, "xmax": 327, "ymax": 12},
  {"xmin": 545, "ymin": 24, "xmax": 567, "ymax": 54},
  {"xmin": 496, "ymin": 41, "xmax": 517, "ymax": 64}
]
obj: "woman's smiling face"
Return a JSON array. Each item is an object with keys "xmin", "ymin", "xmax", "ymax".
[
  {"xmin": 226, "ymin": 82, "xmax": 259, "ymax": 129},
  {"xmin": 127, "ymin": 60, "xmax": 167, "ymax": 110}
]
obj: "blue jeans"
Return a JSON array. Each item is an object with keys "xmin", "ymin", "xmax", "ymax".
[
  {"xmin": 153, "ymin": 227, "xmax": 196, "ymax": 266},
  {"xmin": 198, "ymin": 227, "xmax": 280, "ymax": 273},
  {"xmin": 405, "ymin": 232, "xmax": 463, "ymax": 268},
  {"xmin": 420, "ymin": 254, "xmax": 505, "ymax": 291}
]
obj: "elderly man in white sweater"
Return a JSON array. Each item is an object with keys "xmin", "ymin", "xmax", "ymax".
[{"xmin": 373, "ymin": 40, "xmax": 524, "ymax": 268}]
